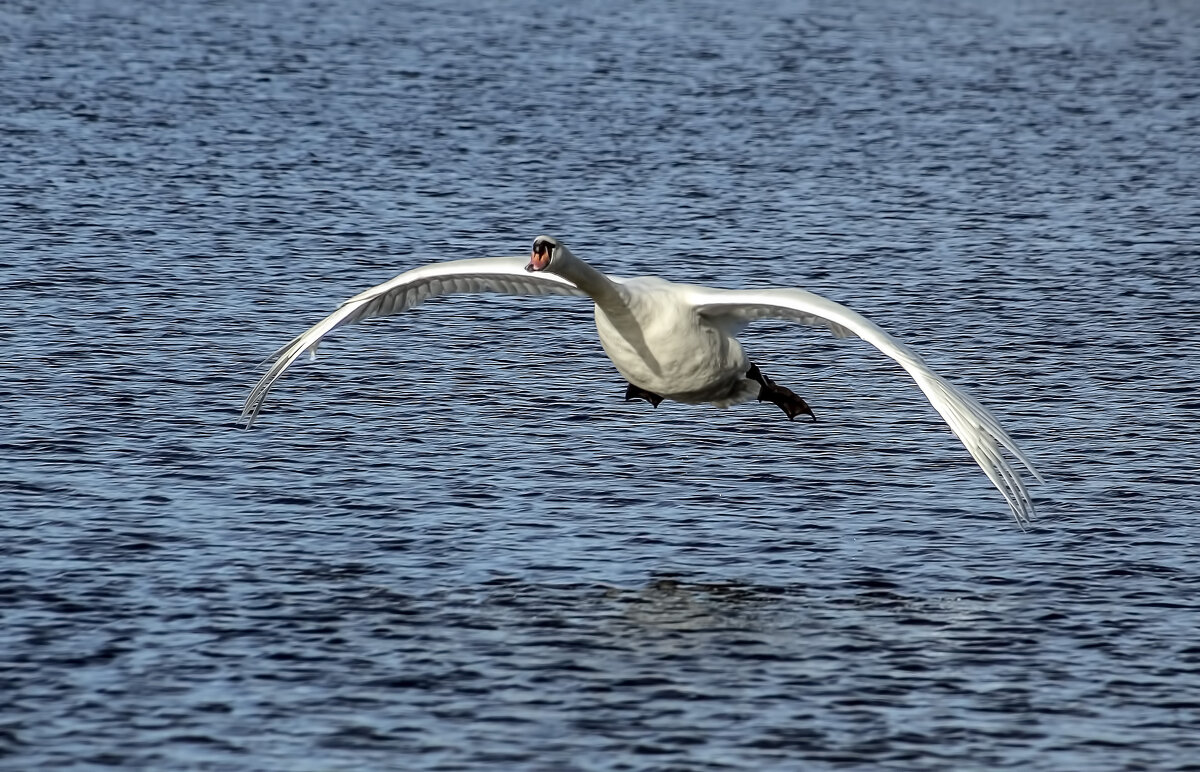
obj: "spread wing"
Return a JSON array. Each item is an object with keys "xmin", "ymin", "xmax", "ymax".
[
  {"xmin": 241, "ymin": 257, "xmax": 589, "ymax": 426},
  {"xmin": 690, "ymin": 285, "xmax": 1044, "ymax": 527}
]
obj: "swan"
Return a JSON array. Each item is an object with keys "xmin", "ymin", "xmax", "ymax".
[{"xmin": 242, "ymin": 236, "xmax": 1043, "ymax": 526}]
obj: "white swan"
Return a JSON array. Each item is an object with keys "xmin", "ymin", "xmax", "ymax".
[{"xmin": 242, "ymin": 236, "xmax": 1043, "ymax": 526}]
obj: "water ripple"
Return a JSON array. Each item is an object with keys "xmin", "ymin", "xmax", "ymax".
[{"xmin": 3, "ymin": 0, "xmax": 1199, "ymax": 769}]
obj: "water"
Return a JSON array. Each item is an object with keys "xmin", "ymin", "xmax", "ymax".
[{"xmin": 3, "ymin": 0, "xmax": 1199, "ymax": 769}]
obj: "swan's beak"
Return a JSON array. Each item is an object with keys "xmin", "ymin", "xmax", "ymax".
[{"xmin": 526, "ymin": 251, "xmax": 551, "ymax": 272}]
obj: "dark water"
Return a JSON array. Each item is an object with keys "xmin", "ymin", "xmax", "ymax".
[{"xmin": 3, "ymin": 0, "xmax": 1200, "ymax": 769}]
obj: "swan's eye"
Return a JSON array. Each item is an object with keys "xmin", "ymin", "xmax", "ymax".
[{"xmin": 533, "ymin": 242, "xmax": 552, "ymax": 256}]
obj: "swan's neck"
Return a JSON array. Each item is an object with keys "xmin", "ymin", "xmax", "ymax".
[{"xmin": 555, "ymin": 248, "xmax": 624, "ymax": 307}]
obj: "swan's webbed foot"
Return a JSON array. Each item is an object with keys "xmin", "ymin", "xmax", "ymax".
[
  {"xmin": 624, "ymin": 382, "xmax": 664, "ymax": 408},
  {"xmin": 747, "ymin": 363, "xmax": 816, "ymax": 422}
]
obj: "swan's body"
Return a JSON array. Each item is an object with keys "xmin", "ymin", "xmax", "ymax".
[
  {"xmin": 242, "ymin": 237, "xmax": 1043, "ymax": 526},
  {"xmin": 593, "ymin": 276, "xmax": 754, "ymax": 405}
]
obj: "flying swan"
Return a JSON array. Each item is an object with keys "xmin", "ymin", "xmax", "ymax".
[{"xmin": 242, "ymin": 236, "xmax": 1043, "ymax": 526}]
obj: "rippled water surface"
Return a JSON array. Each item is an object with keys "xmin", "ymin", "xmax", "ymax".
[{"xmin": 3, "ymin": 0, "xmax": 1200, "ymax": 769}]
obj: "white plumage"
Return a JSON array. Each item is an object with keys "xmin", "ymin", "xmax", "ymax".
[{"xmin": 242, "ymin": 236, "xmax": 1043, "ymax": 526}]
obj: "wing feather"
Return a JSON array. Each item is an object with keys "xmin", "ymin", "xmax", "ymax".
[
  {"xmin": 241, "ymin": 257, "xmax": 590, "ymax": 426},
  {"xmin": 692, "ymin": 286, "xmax": 1043, "ymax": 527}
]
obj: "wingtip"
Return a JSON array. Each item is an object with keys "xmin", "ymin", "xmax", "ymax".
[
  {"xmin": 1010, "ymin": 493, "xmax": 1039, "ymax": 531},
  {"xmin": 239, "ymin": 394, "xmax": 264, "ymax": 429}
]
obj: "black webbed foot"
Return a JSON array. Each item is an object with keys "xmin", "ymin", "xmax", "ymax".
[
  {"xmin": 746, "ymin": 363, "xmax": 816, "ymax": 422},
  {"xmin": 759, "ymin": 383, "xmax": 816, "ymax": 422},
  {"xmin": 624, "ymin": 382, "xmax": 664, "ymax": 408}
]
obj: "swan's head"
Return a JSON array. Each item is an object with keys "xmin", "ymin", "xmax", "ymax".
[{"xmin": 526, "ymin": 235, "xmax": 563, "ymax": 273}]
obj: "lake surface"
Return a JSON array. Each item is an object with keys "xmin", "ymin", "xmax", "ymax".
[{"xmin": 3, "ymin": 0, "xmax": 1199, "ymax": 769}]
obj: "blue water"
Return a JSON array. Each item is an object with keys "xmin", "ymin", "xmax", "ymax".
[{"xmin": 3, "ymin": 0, "xmax": 1199, "ymax": 769}]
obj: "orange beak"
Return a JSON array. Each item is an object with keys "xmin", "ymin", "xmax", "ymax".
[{"xmin": 526, "ymin": 250, "xmax": 551, "ymax": 272}]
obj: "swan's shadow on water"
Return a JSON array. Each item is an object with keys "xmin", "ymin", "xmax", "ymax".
[{"xmin": 604, "ymin": 575, "xmax": 796, "ymax": 632}]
